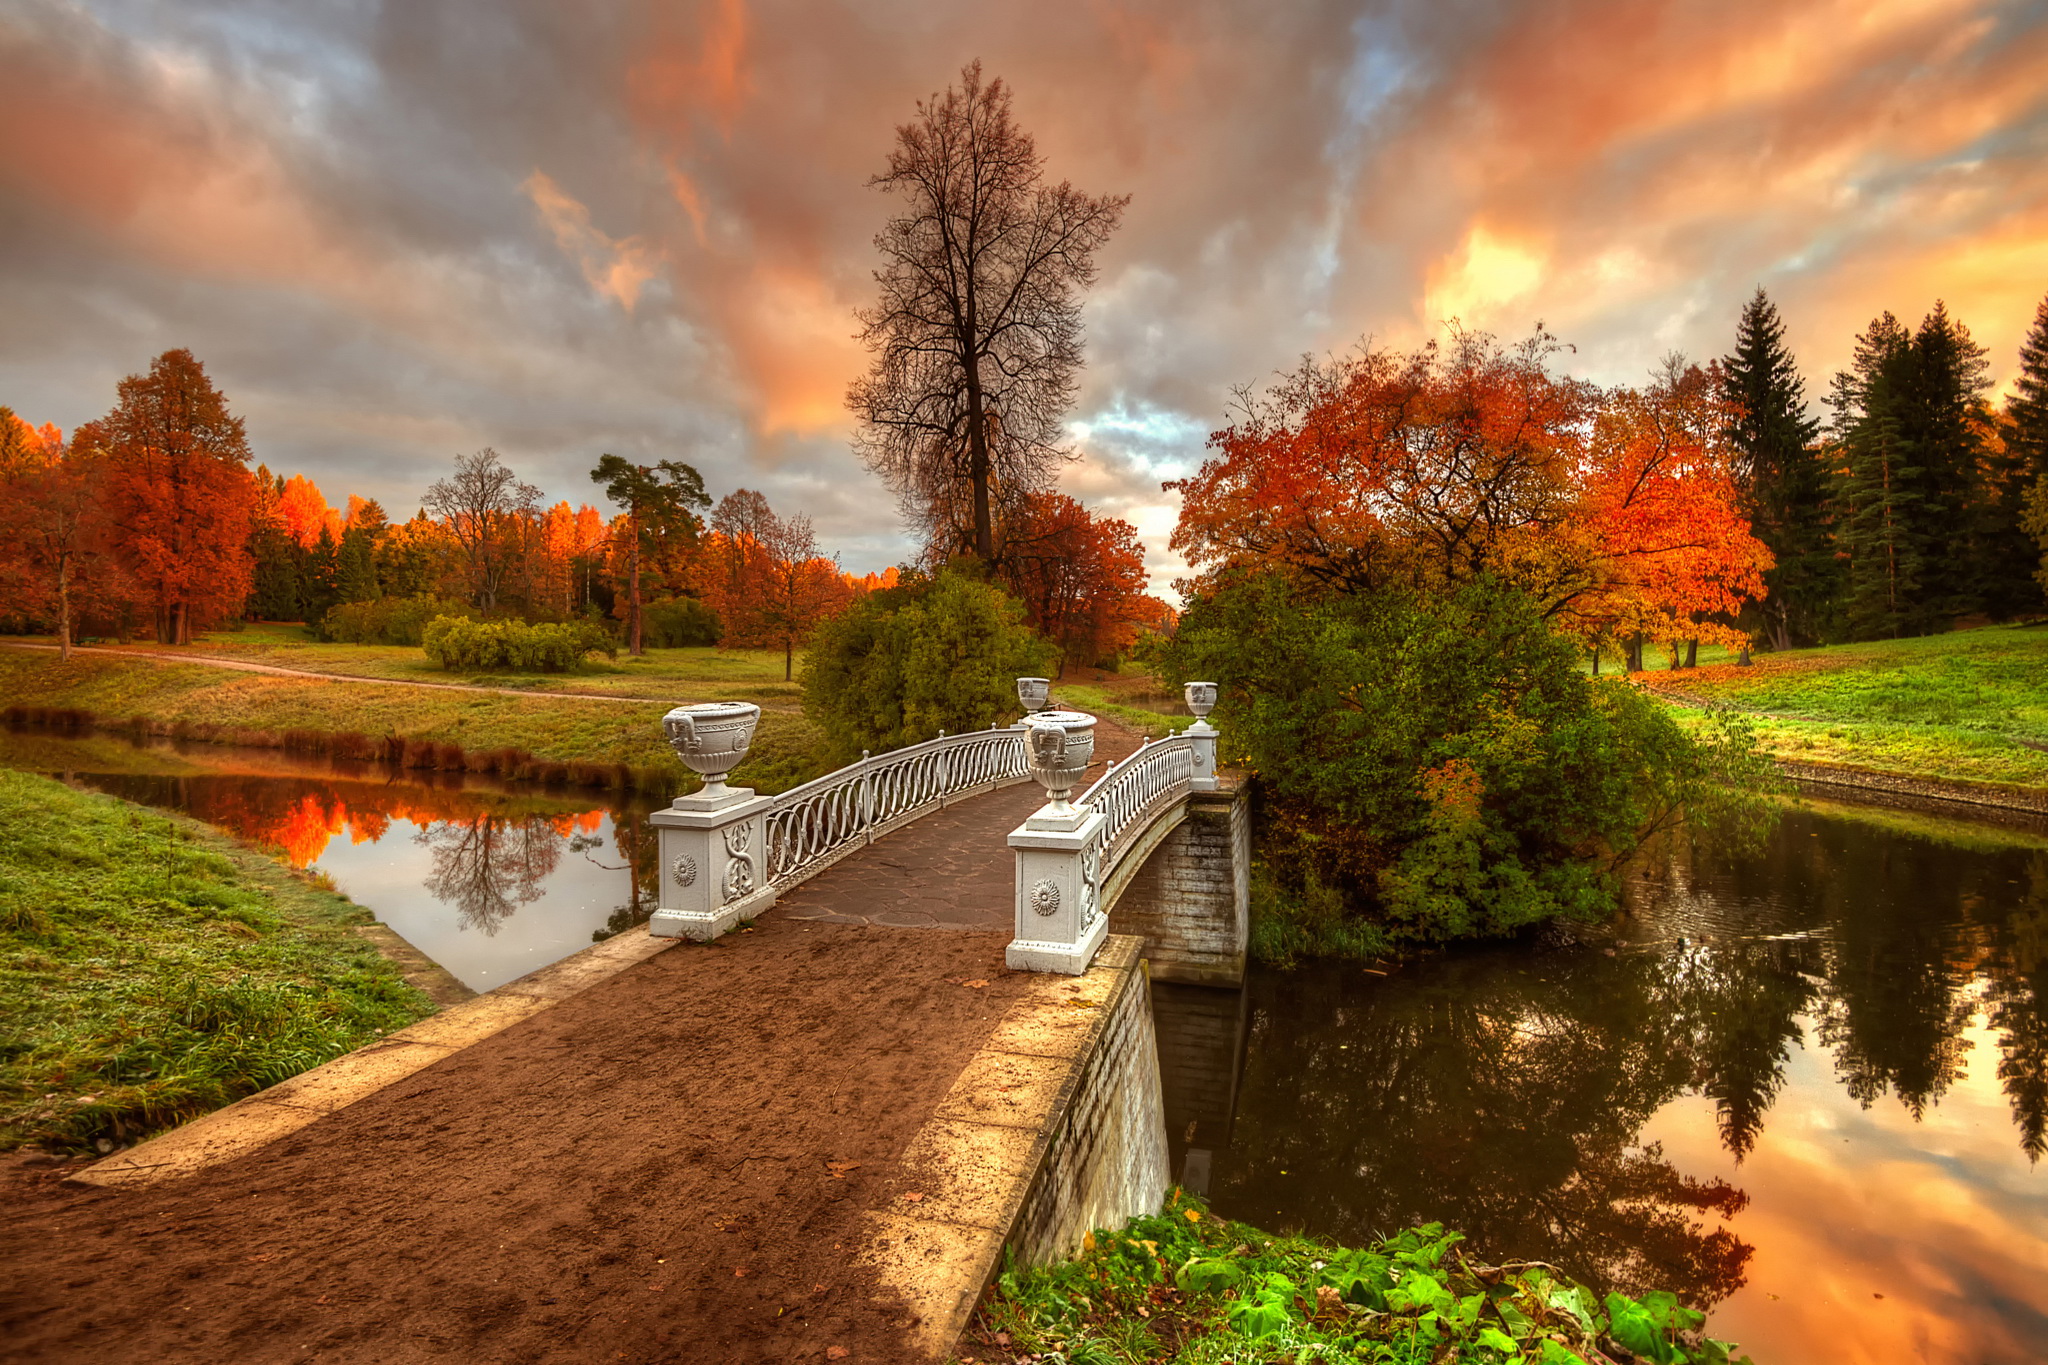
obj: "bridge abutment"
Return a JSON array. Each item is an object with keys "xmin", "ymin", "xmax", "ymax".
[{"xmin": 1108, "ymin": 785, "xmax": 1251, "ymax": 988}]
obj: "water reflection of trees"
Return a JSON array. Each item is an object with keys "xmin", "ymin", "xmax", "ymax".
[
  {"xmin": 1213, "ymin": 954, "xmax": 1753, "ymax": 1309},
  {"xmin": 58, "ymin": 761, "xmax": 667, "ymax": 940},
  {"xmin": 416, "ymin": 815, "xmax": 567, "ymax": 934},
  {"xmin": 1202, "ymin": 809, "xmax": 2048, "ymax": 1311}
]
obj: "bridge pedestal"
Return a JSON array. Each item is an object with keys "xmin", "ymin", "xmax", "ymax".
[
  {"xmin": 1005, "ymin": 808, "xmax": 1110, "ymax": 975},
  {"xmin": 648, "ymin": 790, "xmax": 779, "ymax": 940}
]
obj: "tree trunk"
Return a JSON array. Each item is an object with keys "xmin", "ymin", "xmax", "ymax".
[
  {"xmin": 785, "ymin": 638, "xmax": 793, "ymax": 682},
  {"xmin": 963, "ymin": 292, "xmax": 993, "ymax": 561},
  {"xmin": 627, "ymin": 510, "xmax": 643, "ymax": 657},
  {"xmin": 1627, "ymin": 632, "xmax": 1644, "ymax": 673},
  {"xmin": 1590, "ymin": 648, "xmax": 1599, "ymax": 677},
  {"xmin": 56, "ymin": 557, "xmax": 72, "ymax": 661},
  {"xmin": 1736, "ymin": 645, "xmax": 1752, "ymax": 667},
  {"xmin": 1684, "ymin": 638, "xmax": 1697, "ymax": 669}
]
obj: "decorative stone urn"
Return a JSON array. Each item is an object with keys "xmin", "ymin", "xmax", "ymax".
[
  {"xmin": 1184, "ymin": 682, "xmax": 1220, "ymax": 792},
  {"xmin": 1015, "ymin": 676, "xmax": 1052, "ymax": 715},
  {"xmin": 1025, "ymin": 709, "xmax": 1096, "ymax": 814},
  {"xmin": 662, "ymin": 701, "xmax": 761, "ymax": 805}
]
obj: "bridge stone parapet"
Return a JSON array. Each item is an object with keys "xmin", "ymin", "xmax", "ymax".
[
  {"xmin": 649, "ymin": 705, "xmax": 1034, "ymax": 941},
  {"xmin": 1104, "ymin": 782, "xmax": 1250, "ymax": 987},
  {"xmin": 1007, "ymin": 684, "xmax": 1250, "ymax": 984}
]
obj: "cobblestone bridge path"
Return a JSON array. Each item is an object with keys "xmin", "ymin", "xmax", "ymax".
[{"xmin": 0, "ymin": 719, "xmax": 1143, "ymax": 1365}]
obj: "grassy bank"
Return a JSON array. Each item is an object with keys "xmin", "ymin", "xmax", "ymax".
[
  {"xmin": 14, "ymin": 622, "xmax": 809, "ymax": 706},
  {"xmin": 0, "ymin": 648, "xmax": 824, "ymax": 795},
  {"xmin": 1638, "ymin": 625, "xmax": 2048, "ymax": 794},
  {"xmin": 0, "ymin": 770, "xmax": 439, "ymax": 1152},
  {"xmin": 961, "ymin": 1192, "xmax": 1752, "ymax": 1364}
]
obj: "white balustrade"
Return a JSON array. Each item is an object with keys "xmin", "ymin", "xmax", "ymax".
[
  {"xmin": 763, "ymin": 727, "xmax": 1030, "ymax": 889},
  {"xmin": 1077, "ymin": 734, "xmax": 1197, "ymax": 880},
  {"xmin": 1009, "ymin": 701, "xmax": 1223, "ymax": 974}
]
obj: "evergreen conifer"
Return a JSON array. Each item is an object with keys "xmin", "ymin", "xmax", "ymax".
[
  {"xmin": 1720, "ymin": 288, "xmax": 1828, "ymax": 648},
  {"xmin": 1831, "ymin": 313, "xmax": 1923, "ymax": 639}
]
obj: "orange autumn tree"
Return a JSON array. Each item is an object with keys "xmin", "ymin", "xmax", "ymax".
[
  {"xmin": 997, "ymin": 490, "xmax": 1152, "ymax": 670},
  {"xmin": 0, "ymin": 411, "xmax": 124, "ymax": 657},
  {"xmin": 1573, "ymin": 361, "xmax": 1773, "ymax": 668},
  {"xmin": 1168, "ymin": 329, "xmax": 1771, "ymax": 668},
  {"xmin": 1168, "ymin": 328, "xmax": 1595, "ymax": 605},
  {"xmin": 277, "ymin": 473, "xmax": 341, "ymax": 549},
  {"xmin": 85, "ymin": 349, "xmax": 258, "ymax": 644}
]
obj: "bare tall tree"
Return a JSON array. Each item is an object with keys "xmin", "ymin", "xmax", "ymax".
[
  {"xmin": 848, "ymin": 61, "xmax": 1127, "ymax": 563},
  {"xmin": 424, "ymin": 448, "xmax": 539, "ymax": 611}
]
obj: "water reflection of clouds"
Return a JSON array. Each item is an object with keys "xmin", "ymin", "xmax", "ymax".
[
  {"xmin": 316, "ymin": 813, "xmax": 637, "ymax": 993},
  {"xmin": 1650, "ymin": 1015, "xmax": 2048, "ymax": 1364},
  {"xmin": 1193, "ymin": 808, "xmax": 2048, "ymax": 1365}
]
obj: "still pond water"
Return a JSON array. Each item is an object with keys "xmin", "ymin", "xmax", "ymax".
[{"xmin": 7, "ymin": 726, "xmax": 2046, "ymax": 1363}]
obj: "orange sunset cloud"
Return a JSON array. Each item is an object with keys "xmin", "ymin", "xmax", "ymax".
[{"xmin": 0, "ymin": 0, "xmax": 2043, "ymax": 586}]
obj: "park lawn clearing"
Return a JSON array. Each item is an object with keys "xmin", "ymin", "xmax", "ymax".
[
  {"xmin": 0, "ymin": 648, "xmax": 825, "ymax": 795},
  {"xmin": 30, "ymin": 622, "xmax": 809, "ymax": 710},
  {"xmin": 0, "ymin": 769, "xmax": 438, "ymax": 1152},
  {"xmin": 1640, "ymin": 624, "xmax": 2048, "ymax": 792},
  {"xmin": 1054, "ymin": 665, "xmax": 1197, "ymax": 740}
]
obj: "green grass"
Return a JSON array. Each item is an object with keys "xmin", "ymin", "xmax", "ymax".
[
  {"xmin": 48, "ymin": 622, "xmax": 808, "ymax": 709},
  {"xmin": 1644, "ymin": 624, "xmax": 2048, "ymax": 793},
  {"xmin": 0, "ymin": 770, "xmax": 439, "ymax": 1152},
  {"xmin": 1054, "ymin": 666, "xmax": 1196, "ymax": 739},
  {"xmin": 961, "ymin": 1192, "xmax": 1752, "ymax": 1365},
  {"xmin": 0, "ymin": 648, "xmax": 825, "ymax": 795}
]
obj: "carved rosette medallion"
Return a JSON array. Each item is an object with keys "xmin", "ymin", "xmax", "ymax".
[
  {"xmin": 721, "ymin": 821, "xmax": 757, "ymax": 904},
  {"xmin": 671, "ymin": 854, "xmax": 698, "ymax": 889},
  {"xmin": 1030, "ymin": 878, "xmax": 1061, "ymax": 917}
]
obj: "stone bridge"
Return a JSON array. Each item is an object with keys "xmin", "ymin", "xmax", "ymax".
[
  {"xmin": 648, "ymin": 679, "xmax": 1250, "ymax": 989},
  {"xmin": 51, "ymin": 679, "xmax": 1249, "ymax": 1362}
]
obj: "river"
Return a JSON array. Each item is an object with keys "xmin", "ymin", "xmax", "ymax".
[{"xmin": 7, "ymin": 726, "xmax": 2045, "ymax": 1361}]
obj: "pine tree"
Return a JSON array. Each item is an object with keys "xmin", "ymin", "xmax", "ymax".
[
  {"xmin": 1720, "ymin": 288, "xmax": 1828, "ymax": 649},
  {"xmin": 1986, "ymin": 292, "xmax": 2048, "ymax": 616},
  {"xmin": 303, "ymin": 523, "xmax": 342, "ymax": 626},
  {"xmin": 2010, "ymin": 292, "xmax": 2048, "ymax": 481},
  {"xmin": 246, "ymin": 469, "xmax": 304, "ymax": 621},
  {"xmin": 1900, "ymin": 302, "xmax": 1990, "ymax": 624},
  {"xmin": 335, "ymin": 525, "xmax": 380, "ymax": 605},
  {"xmin": 1831, "ymin": 313, "xmax": 1923, "ymax": 639}
]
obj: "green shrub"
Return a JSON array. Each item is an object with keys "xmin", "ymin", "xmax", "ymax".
[
  {"xmin": 1162, "ymin": 571, "xmax": 1780, "ymax": 948},
  {"xmin": 420, "ymin": 616, "xmax": 618, "ymax": 673},
  {"xmin": 801, "ymin": 566, "xmax": 1052, "ymax": 759},
  {"xmin": 640, "ymin": 596, "xmax": 722, "ymax": 648},
  {"xmin": 970, "ymin": 1193, "xmax": 1755, "ymax": 1365},
  {"xmin": 320, "ymin": 595, "xmax": 475, "ymax": 646}
]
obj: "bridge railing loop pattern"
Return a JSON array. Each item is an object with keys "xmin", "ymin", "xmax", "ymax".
[
  {"xmin": 764, "ymin": 726, "xmax": 1030, "ymax": 889},
  {"xmin": 1076, "ymin": 732, "xmax": 1196, "ymax": 880}
]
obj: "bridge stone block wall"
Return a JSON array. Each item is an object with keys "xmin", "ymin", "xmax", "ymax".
[
  {"xmin": 1108, "ymin": 785, "xmax": 1251, "ymax": 987},
  {"xmin": 1005, "ymin": 938, "xmax": 1172, "ymax": 1266}
]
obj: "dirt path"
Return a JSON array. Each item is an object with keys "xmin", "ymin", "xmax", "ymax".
[
  {"xmin": 0, "ymin": 641, "xmax": 660, "ymax": 705},
  {"xmin": 0, "ymin": 722, "xmax": 1141, "ymax": 1364}
]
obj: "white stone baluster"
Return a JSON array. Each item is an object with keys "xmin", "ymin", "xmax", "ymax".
[{"xmin": 1006, "ymin": 710, "xmax": 1110, "ymax": 975}]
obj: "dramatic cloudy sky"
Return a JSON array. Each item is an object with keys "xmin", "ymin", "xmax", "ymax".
[{"xmin": 3, "ymin": 0, "xmax": 2046, "ymax": 589}]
